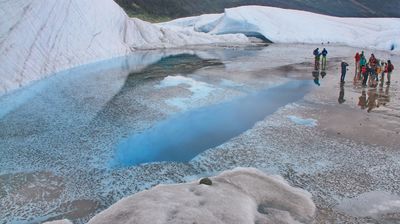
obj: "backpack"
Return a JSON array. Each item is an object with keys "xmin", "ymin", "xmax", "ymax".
[
  {"xmin": 388, "ymin": 64, "xmax": 394, "ymax": 72},
  {"xmin": 313, "ymin": 49, "xmax": 319, "ymax": 56}
]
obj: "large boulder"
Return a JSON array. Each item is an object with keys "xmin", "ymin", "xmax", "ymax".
[{"xmin": 88, "ymin": 168, "xmax": 315, "ymax": 224}]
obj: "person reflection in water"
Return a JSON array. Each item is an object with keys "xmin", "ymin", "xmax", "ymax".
[
  {"xmin": 358, "ymin": 90, "xmax": 367, "ymax": 109},
  {"xmin": 366, "ymin": 88, "xmax": 378, "ymax": 113},
  {"xmin": 312, "ymin": 70, "xmax": 320, "ymax": 86},
  {"xmin": 338, "ymin": 82, "xmax": 345, "ymax": 104},
  {"xmin": 377, "ymin": 83, "xmax": 390, "ymax": 106},
  {"xmin": 321, "ymin": 70, "xmax": 327, "ymax": 79}
]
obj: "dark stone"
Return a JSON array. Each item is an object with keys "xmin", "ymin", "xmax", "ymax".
[{"xmin": 199, "ymin": 178, "xmax": 212, "ymax": 186}]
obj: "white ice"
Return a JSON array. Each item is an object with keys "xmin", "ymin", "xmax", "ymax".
[
  {"xmin": 87, "ymin": 168, "xmax": 315, "ymax": 224},
  {"xmin": 0, "ymin": 0, "xmax": 248, "ymax": 95},
  {"xmin": 162, "ymin": 6, "xmax": 400, "ymax": 52},
  {"xmin": 337, "ymin": 191, "xmax": 400, "ymax": 218},
  {"xmin": 44, "ymin": 220, "xmax": 73, "ymax": 224},
  {"xmin": 287, "ymin": 115, "xmax": 318, "ymax": 127},
  {"xmin": 155, "ymin": 75, "xmax": 216, "ymax": 110}
]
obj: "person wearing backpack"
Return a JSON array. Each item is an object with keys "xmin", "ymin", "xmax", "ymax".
[
  {"xmin": 313, "ymin": 48, "xmax": 321, "ymax": 70},
  {"xmin": 385, "ymin": 60, "xmax": 394, "ymax": 84}
]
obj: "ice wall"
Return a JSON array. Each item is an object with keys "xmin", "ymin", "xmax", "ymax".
[
  {"xmin": 0, "ymin": 0, "xmax": 248, "ymax": 95},
  {"xmin": 162, "ymin": 6, "xmax": 400, "ymax": 52}
]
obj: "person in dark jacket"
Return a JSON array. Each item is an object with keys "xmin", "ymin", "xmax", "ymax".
[
  {"xmin": 313, "ymin": 48, "xmax": 321, "ymax": 70},
  {"xmin": 385, "ymin": 60, "xmax": 395, "ymax": 84},
  {"xmin": 340, "ymin": 61, "xmax": 349, "ymax": 83},
  {"xmin": 321, "ymin": 48, "xmax": 328, "ymax": 70}
]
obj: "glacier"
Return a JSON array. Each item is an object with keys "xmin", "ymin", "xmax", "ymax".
[
  {"xmin": 161, "ymin": 5, "xmax": 400, "ymax": 52},
  {"xmin": 0, "ymin": 0, "xmax": 248, "ymax": 95},
  {"xmin": 2, "ymin": 2, "xmax": 399, "ymax": 95}
]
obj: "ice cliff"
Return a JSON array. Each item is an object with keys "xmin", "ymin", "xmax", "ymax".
[
  {"xmin": 162, "ymin": 5, "xmax": 400, "ymax": 52},
  {"xmin": 0, "ymin": 0, "xmax": 247, "ymax": 95}
]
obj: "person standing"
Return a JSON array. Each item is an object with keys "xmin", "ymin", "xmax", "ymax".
[
  {"xmin": 341, "ymin": 61, "xmax": 349, "ymax": 83},
  {"xmin": 354, "ymin": 52, "xmax": 361, "ymax": 77},
  {"xmin": 313, "ymin": 48, "xmax": 321, "ymax": 70},
  {"xmin": 385, "ymin": 60, "xmax": 394, "ymax": 84},
  {"xmin": 321, "ymin": 48, "xmax": 328, "ymax": 70},
  {"xmin": 380, "ymin": 61, "xmax": 387, "ymax": 82},
  {"xmin": 361, "ymin": 65, "xmax": 368, "ymax": 87},
  {"xmin": 359, "ymin": 53, "xmax": 367, "ymax": 80}
]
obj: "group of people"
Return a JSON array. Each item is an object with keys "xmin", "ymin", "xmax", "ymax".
[
  {"xmin": 313, "ymin": 48, "xmax": 395, "ymax": 87},
  {"xmin": 353, "ymin": 51, "xmax": 394, "ymax": 87},
  {"xmin": 311, "ymin": 47, "xmax": 395, "ymax": 112},
  {"xmin": 313, "ymin": 48, "xmax": 328, "ymax": 70}
]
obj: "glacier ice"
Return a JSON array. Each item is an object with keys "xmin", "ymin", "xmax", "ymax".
[
  {"xmin": 0, "ymin": 0, "xmax": 248, "ymax": 95},
  {"xmin": 162, "ymin": 6, "xmax": 400, "ymax": 52}
]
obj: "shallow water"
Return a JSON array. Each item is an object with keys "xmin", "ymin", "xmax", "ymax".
[{"xmin": 114, "ymin": 80, "xmax": 311, "ymax": 166}]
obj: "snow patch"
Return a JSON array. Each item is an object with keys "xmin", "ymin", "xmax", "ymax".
[
  {"xmin": 337, "ymin": 191, "xmax": 400, "ymax": 218},
  {"xmin": 87, "ymin": 168, "xmax": 315, "ymax": 224},
  {"xmin": 155, "ymin": 75, "xmax": 215, "ymax": 110},
  {"xmin": 44, "ymin": 220, "xmax": 73, "ymax": 224},
  {"xmin": 287, "ymin": 115, "xmax": 318, "ymax": 127}
]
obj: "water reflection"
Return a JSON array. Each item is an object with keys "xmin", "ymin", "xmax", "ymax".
[
  {"xmin": 367, "ymin": 88, "xmax": 378, "ymax": 113},
  {"xmin": 312, "ymin": 70, "xmax": 327, "ymax": 86},
  {"xmin": 338, "ymin": 83, "xmax": 345, "ymax": 104},
  {"xmin": 92, "ymin": 54, "xmax": 224, "ymax": 122},
  {"xmin": 377, "ymin": 83, "xmax": 390, "ymax": 106},
  {"xmin": 321, "ymin": 71, "xmax": 327, "ymax": 79},
  {"xmin": 312, "ymin": 71, "xmax": 320, "ymax": 86},
  {"xmin": 358, "ymin": 90, "xmax": 367, "ymax": 109},
  {"xmin": 355, "ymin": 80, "xmax": 391, "ymax": 112}
]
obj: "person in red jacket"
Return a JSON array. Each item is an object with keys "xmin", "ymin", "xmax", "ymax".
[
  {"xmin": 355, "ymin": 52, "xmax": 361, "ymax": 78},
  {"xmin": 361, "ymin": 65, "xmax": 368, "ymax": 87},
  {"xmin": 385, "ymin": 60, "xmax": 395, "ymax": 84}
]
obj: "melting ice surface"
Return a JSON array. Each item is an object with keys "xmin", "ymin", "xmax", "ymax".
[
  {"xmin": 287, "ymin": 115, "xmax": 318, "ymax": 127},
  {"xmin": 0, "ymin": 45, "xmax": 320, "ymax": 223},
  {"xmin": 113, "ymin": 80, "xmax": 311, "ymax": 167}
]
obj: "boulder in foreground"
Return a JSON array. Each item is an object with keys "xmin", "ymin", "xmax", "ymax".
[{"xmin": 88, "ymin": 168, "xmax": 315, "ymax": 224}]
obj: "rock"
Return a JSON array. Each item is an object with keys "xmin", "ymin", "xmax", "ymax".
[{"xmin": 199, "ymin": 177, "xmax": 212, "ymax": 185}]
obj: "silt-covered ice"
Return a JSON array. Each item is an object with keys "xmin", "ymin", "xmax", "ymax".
[{"xmin": 87, "ymin": 168, "xmax": 315, "ymax": 224}]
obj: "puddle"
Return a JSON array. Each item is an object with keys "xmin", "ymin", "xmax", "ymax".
[{"xmin": 113, "ymin": 80, "xmax": 311, "ymax": 167}]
